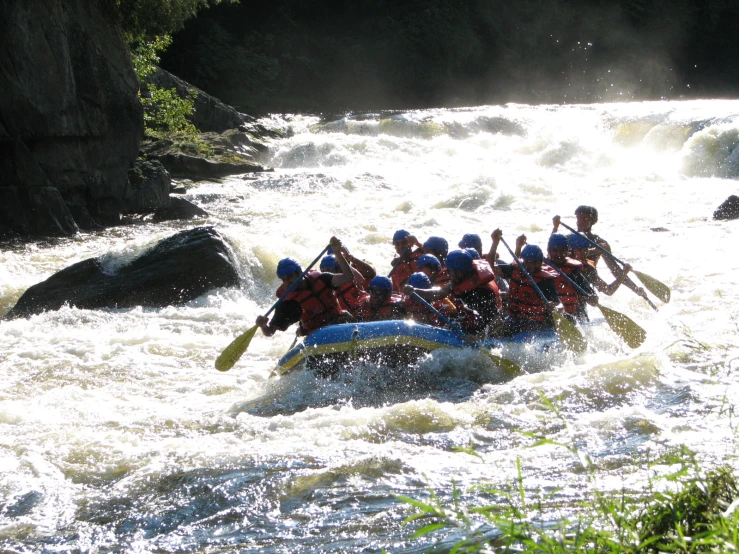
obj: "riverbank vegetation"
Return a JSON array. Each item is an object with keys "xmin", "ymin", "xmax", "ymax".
[
  {"xmin": 158, "ymin": 0, "xmax": 739, "ymax": 114},
  {"xmin": 399, "ymin": 392, "xmax": 739, "ymax": 553}
]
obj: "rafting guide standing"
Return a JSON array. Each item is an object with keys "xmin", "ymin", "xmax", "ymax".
[{"xmin": 553, "ymin": 207, "xmax": 649, "ymax": 302}]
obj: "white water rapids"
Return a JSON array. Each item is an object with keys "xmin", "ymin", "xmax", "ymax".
[{"xmin": 2, "ymin": 100, "xmax": 739, "ymax": 552}]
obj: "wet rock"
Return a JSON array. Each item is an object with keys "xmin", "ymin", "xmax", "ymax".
[
  {"xmin": 0, "ymin": 0, "xmax": 142, "ymax": 237},
  {"xmin": 145, "ymin": 67, "xmax": 247, "ymax": 133},
  {"xmin": 153, "ymin": 197, "xmax": 208, "ymax": 222},
  {"xmin": 125, "ymin": 159, "xmax": 171, "ymax": 213},
  {"xmin": 155, "ymin": 153, "xmax": 268, "ymax": 179},
  {"xmin": 713, "ymin": 195, "xmax": 739, "ymax": 221},
  {"xmin": 5, "ymin": 226, "xmax": 239, "ymax": 319}
]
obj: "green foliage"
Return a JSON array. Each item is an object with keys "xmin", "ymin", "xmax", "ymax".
[
  {"xmin": 129, "ymin": 34, "xmax": 172, "ymax": 79},
  {"xmin": 115, "ymin": 0, "xmax": 225, "ymax": 40},
  {"xmin": 397, "ymin": 390, "xmax": 739, "ymax": 553},
  {"xmin": 157, "ymin": 0, "xmax": 739, "ymax": 112},
  {"xmin": 127, "ymin": 34, "xmax": 198, "ymax": 139},
  {"xmin": 141, "ymin": 85, "xmax": 198, "ymax": 138}
]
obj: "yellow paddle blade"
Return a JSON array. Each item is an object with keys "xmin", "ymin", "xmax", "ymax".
[
  {"xmin": 598, "ymin": 305, "xmax": 646, "ymax": 349},
  {"xmin": 215, "ymin": 325, "xmax": 259, "ymax": 371},
  {"xmin": 634, "ymin": 270, "xmax": 670, "ymax": 303},
  {"xmin": 479, "ymin": 349, "xmax": 524, "ymax": 376},
  {"xmin": 553, "ymin": 311, "xmax": 587, "ymax": 354}
]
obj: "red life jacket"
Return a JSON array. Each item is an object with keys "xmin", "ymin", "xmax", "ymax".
[
  {"xmin": 335, "ymin": 280, "xmax": 369, "ymax": 315},
  {"xmin": 403, "ymin": 296, "xmax": 456, "ymax": 327},
  {"xmin": 508, "ymin": 265, "xmax": 558, "ymax": 322},
  {"xmin": 390, "ymin": 249, "xmax": 423, "ymax": 291},
  {"xmin": 276, "ymin": 270, "xmax": 342, "ymax": 334},
  {"xmin": 451, "ymin": 259, "xmax": 503, "ymax": 312},
  {"xmin": 357, "ymin": 293, "xmax": 406, "ymax": 322},
  {"xmin": 550, "ymin": 258, "xmax": 582, "ymax": 314},
  {"xmin": 434, "ymin": 266, "xmax": 451, "ymax": 287}
]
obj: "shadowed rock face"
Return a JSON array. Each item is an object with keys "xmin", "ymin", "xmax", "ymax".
[
  {"xmin": 0, "ymin": 0, "xmax": 143, "ymax": 238},
  {"xmin": 714, "ymin": 195, "xmax": 739, "ymax": 221},
  {"xmin": 4, "ymin": 226, "xmax": 240, "ymax": 319}
]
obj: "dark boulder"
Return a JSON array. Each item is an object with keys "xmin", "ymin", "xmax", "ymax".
[
  {"xmin": 153, "ymin": 197, "xmax": 208, "ymax": 222},
  {"xmin": 0, "ymin": 0, "xmax": 144, "ymax": 237},
  {"xmin": 145, "ymin": 67, "xmax": 247, "ymax": 133},
  {"xmin": 5, "ymin": 227, "xmax": 240, "ymax": 319},
  {"xmin": 125, "ymin": 159, "xmax": 172, "ymax": 213},
  {"xmin": 156, "ymin": 153, "xmax": 268, "ymax": 179},
  {"xmin": 714, "ymin": 195, "xmax": 739, "ymax": 221}
]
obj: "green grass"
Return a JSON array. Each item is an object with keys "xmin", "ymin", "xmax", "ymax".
[{"xmin": 397, "ymin": 391, "xmax": 739, "ymax": 553}]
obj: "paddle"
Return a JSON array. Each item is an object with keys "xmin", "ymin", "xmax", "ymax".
[
  {"xmin": 500, "ymin": 238, "xmax": 587, "ymax": 354},
  {"xmin": 559, "ymin": 221, "xmax": 670, "ymax": 305},
  {"xmin": 408, "ymin": 291, "xmax": 524, "ymax": 376},
  {"xmin": 215, "ymin": 245, "xmax": 331, "ymax": 371},
  {"xmin": 544, "ymin": 258, "xmax": 646, "ymax": 349}
]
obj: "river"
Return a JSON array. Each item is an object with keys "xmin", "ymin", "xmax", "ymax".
[{"xmin": 1, "ymin": 100, "xmax": 739, "ymax": 552}]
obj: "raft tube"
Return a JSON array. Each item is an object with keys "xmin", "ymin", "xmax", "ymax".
[{"xmin": 274, "ymin": 320, "xmax": 559, "ymax": 376}]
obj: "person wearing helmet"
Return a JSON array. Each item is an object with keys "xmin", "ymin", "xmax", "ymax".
[
  {"xmin": 568, "ymin": 233, "xmax": 633, "ymax": 297},
  {"xmin": 489, "ymin": 229, "xmax": 561, "ymax": 334},
  {"xmin": 546, "ymin": 233, "xmax": 597, "ymax": 322},
  {"xmin": 422, "ymin": 236, "xmax": 449, "ymax": 265},
  {"xmin": 327, "ymin": 244, "xmax": 376, "ymax": 287},
  {"xmin": 320, "ymin": 254, "xmax": 370, "ymax": 316},
  {"xmin": 405, "ymin": 249, "xmax": 503, "ymax": 336},
  {"xmin": 256, "ymin": 237, "xmax": 354, "ymax": 337},
  {"xmin": 389, "ymin": 229, "xmax": 424, "ymax": 292},
  {"xmin": 355, "ymin": 275, "xmax": 407, "ymax": 322},
  {"xmin": 458, "ymin": 233, "xmax": 483, "ymax": 256},
  {"xmin": 552, "ymin": 208, "xmax": 648, "ymax": 301},
  {"xmin": 415, "ymin": 254, "xmax": 450, "ymax": 287},
  {"xmin": 402, "ymin": 272, "xmax": 460, "ymax": 326}
]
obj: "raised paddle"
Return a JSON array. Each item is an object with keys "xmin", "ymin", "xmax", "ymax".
[
  {"xmin": 544, "ymin": 258, "xmax": 646, "ymax": 349},
  {"xmin": 408, "ymin": 291, "xmax": 524, "ymax": 376},
  {"xmin": 500, "ymin": 238, "xmax": 587, "ymax": 354},
  {"xmin": 215, "ymin": 245, "xmax": 331, "ymax": 371},
  {"xmin": 559, "ymin": 221, "xmax": 670, "ymax": 305}
]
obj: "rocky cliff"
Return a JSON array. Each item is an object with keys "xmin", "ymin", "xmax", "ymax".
[{"xmin": 0, "ymin": 0, "xmax": 144, "ymax": 238}]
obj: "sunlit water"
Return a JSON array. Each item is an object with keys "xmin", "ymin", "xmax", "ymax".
[{"xmin": 2, "ymin": 100, "xmax": 739, "ymax": 552}]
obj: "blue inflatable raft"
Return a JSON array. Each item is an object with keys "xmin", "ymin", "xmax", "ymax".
[{"xmin": 274, "ymin": 320, "xmax": 559, "ymax": 376}]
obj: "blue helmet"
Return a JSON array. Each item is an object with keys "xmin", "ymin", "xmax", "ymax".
[
  {"xmin": 423, "ymin": 236, "xmax": 449, "ymax": 256},
  {"xmin": 276, "ymin": 257, "xmax": 302, "ymax": 279},
  {"xmin": 548, "ymin": 233, "xmax": 569, "ymax": 250},
  {"xmin": 416, "ymin": 254, "xmax": 442, "ymax": 271},
  {"xmin": 521, "ymin": 244, "xmax": 544, "ymax": 262},
  {"xmin": 464, "ymin": 247, "xmax": 480, "ymax": 260},
  {"xmin": 445, "ymin": 249, "xmax": 474, "ymax": 272},
  {"xmin": 392, "ymin": 229, "xmax": 411, "ymax": 243},
  {"xmin": 369, "ymin": 276, "xmax": 393, "ymax": 292},
  {"xmin": 458, "ymin": 233, "xmax": 482, "ymax": 254},
  {"xmin": 568, "ymin": 233, "xmax": 591, "ymax": 250},
  {"xmin": 320, "ymin": 255, "xmax": 341, "ymax": 272},
  {"xmin": 407, "ymin": 272, "xmax": 432, "ymax": 289}
]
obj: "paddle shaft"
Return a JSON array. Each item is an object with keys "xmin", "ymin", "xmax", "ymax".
[
  {"xmin": 559, "ymin": 221, "xmax": 660, "ymax": 310},
  {"xmin": 559, "ymin": 221, "xmax": 629, "ymax": 267},
  {"xmin": 500, "ymin": 238, "xmax": 551, "ymax": 305},
  {"xmin": 409, "ymin": 292, "xmax": 465, "ymax": 338},
  {"xmin": 544, "ymin": 258, "xmax": 593, "ymax": 297},
  {"xmin": 265, "ymin": 245, "xmax": 331, "ymax": 319}
]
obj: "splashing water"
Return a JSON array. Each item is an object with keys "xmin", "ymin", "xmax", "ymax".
[{"xmin": 1, "ymin": 100, "xmax": 739, "ymax": 552}]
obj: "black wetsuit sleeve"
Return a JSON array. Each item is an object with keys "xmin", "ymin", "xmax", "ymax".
[
  {"xmin": 497, "ymin": 263, "xmax": 515, "ymax": 279},
  {"xmin": 572, "ymin": 269, "xmax": 595, "ymax": 295},
  {"xmin": 269, "ymin": 299, "xmax": 302, "ymax": 331},
  {"xmin": 538, "ymin": 278, "xmax": 560, "ymax": 303},
  {"xmin": 460, "ymin": 289, "xmax": 500, "ymax": 321}
]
